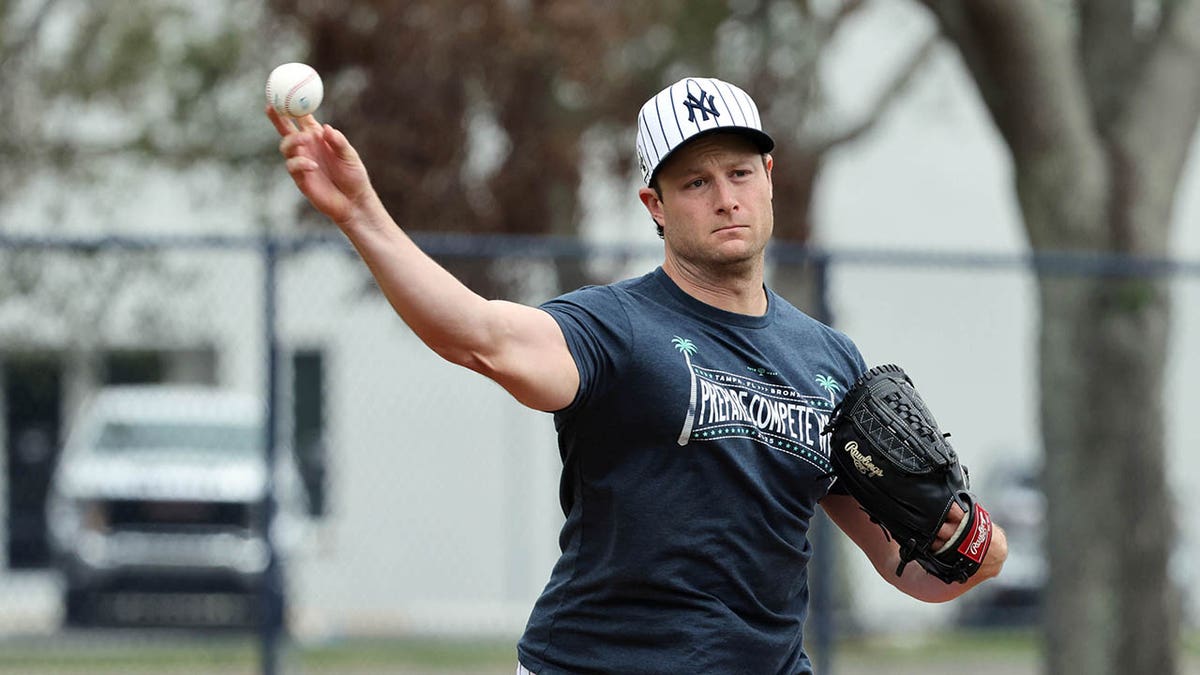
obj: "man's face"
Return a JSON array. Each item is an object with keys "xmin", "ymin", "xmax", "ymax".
[{"xmin": 640, "ymin": 133, "xmax": 774, "ymax": 268}]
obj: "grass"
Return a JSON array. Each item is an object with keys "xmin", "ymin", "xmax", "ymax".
[
  {"xmin": 0, "ymin": 635, "xmax": 259, "ymax": 674},
  {"xmin": 0, "ymin": 633, "xmax": 518, "ymax": 674},
  {"xmin": 297, "ymin": 636, "xmax": 517, "ymax": 669},
  {"xmin": 0, "ymin": 628, "xmax": 1193, "ymax": 674}
]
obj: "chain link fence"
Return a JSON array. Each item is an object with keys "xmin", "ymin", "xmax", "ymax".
[{"xmin": 0, "ymin": 233, "xmax": 1197, "ymax": 673}]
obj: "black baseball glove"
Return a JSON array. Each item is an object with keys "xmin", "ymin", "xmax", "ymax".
[{"xmin": 824, "ymin": 364, "xmax": 993, "ymax": 584}]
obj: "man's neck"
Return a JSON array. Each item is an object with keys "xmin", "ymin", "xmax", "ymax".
[{"xmin": 662, "ymin": 256, "xmax": 768, "ymax": 316}]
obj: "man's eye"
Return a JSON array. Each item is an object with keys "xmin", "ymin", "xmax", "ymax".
[{"xmin": 687, "ymin": 179, "xmax": 704, "ymax": 188}]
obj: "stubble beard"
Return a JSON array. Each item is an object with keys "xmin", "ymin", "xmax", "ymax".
[{"xmin": 665, "ymin": 221, "xmax": 771, "ymax": 284}]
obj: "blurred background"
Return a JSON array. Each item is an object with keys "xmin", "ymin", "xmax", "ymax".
[{"xmin": 1, "ymin": 1, "xmax": 1199, "ymax": 673}]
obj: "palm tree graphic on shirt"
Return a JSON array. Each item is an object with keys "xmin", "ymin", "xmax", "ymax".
[
  {"xmin": 815, "ymin": 374, "xmax": 841, "ymax": 407},
  {"xmin": 672, "ymin": 336, "xmax": 698, "ymax": 446}
]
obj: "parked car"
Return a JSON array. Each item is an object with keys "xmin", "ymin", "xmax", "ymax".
[{"xmin": 45, "ymin": 386, "xmax": 308, "ymax": 627}]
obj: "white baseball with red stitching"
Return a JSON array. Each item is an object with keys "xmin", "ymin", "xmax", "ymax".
[{"xmin": 266, "ymin": 62, "xmax": 323, "ymax": 118}]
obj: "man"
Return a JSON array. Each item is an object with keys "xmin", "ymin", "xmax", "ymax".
[{"xmin": 268, "ymin": 76, "xmax": 1007, "ymax": 674}]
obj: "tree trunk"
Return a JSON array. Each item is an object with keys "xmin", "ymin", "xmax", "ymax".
[
  {"xmin": 1014, "ymin": 132, "xmax": 1178, "ymax": 673},
  {"xmin": 766, "ymin": 151, "xmax": 821, "ymax": 315},
  {"xmin": 1038, "ymin": 271, "xmax": 1176, "ymax": 675},
  {"xmin": 1095, "ymin": 275, "xmax": 1175, "ymax": 675},
  {"xmin": 910, "ymin": 2, "xmax": 1196, "ymax": 671}
]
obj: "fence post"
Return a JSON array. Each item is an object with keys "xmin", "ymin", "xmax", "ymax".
[
  {"xmin": 259, "ymin": 236, "xmax": 284, "ymax": 675},
  {"xmin": 810, "ymin": 252, "xmax": 836, "ymax": 675}
]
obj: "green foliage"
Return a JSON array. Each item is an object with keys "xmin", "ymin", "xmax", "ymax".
[
  {"xmin": 42, "ymin": 3, "xmax": 173, "ymax": 100},
  {"xmin": 0, "ymin": 0, "xmax": 290, "ymax": 343},
  {"xmin": 1103, "ymin": 278, "xmax": 1165, "ymax": 314},
  {"xmin": 3, "ymin": 1, "xmax": 282, "ymax": 174}
]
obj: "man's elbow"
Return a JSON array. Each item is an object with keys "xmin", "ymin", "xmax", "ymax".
[
  {"xmin": 888, "ymin": 566, "xmax": 971, "ymax": 604},
  {"xmin": 431, "ymin": 342, "xmax": 498, "ymax": 377}
]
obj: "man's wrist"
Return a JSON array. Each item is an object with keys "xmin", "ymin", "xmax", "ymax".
[{"xmin": 337, "ymin": 189, "xmax": 389, "ymax": 233}]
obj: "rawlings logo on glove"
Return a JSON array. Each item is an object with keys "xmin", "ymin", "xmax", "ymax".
[
  {"xmin": 958, "ymin": 505, "xmax": 993, "ymax": 564},
  {"xmin": 824, "ymin": 364, "xmax": 993, "ymax": 584},
  {"xmin": 846, "ymin": 442, "xmax": 884, "ymax": 478}
]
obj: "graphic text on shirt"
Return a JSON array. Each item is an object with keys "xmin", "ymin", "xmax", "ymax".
[{"xmin": 672, "ymin": 336, "xmax": 841, "ymax": 473}]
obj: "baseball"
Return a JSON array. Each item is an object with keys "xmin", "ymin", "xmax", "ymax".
[{"xmin": 266, "ymin": 62, "xmax": 323, "ymax": 118}]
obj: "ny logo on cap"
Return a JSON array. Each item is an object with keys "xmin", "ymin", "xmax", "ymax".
[{"xmin": 683, "ymin": 89, "xmax": 720, "ymax": 123}]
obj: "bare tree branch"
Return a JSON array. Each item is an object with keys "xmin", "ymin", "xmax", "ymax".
[
  {"xmin": 832, "ymin": 0, "xmax": 867, "ymax": 24},
  {"xmin": 918, "ymin": 0, "xmax": 1111, "ymax": 246},
  {"xmin": 1115, "ymin": 0, "xmax": 1200, "ymax": 236},
  {"xmin": 804, "ymin": 33, "xmax": 938, "ymax": 154},
  {"xmin": 796, "ymin": 0, "xmax": 865, "ymax": 23},
  {"xmin": 919, "ymin": 0, "xmax": 1099, "ymax": 163},
  {"xmin": 1079, "ymin": 0, "xmax": 1140, "ymax": 128},
  {"xmin": 805, "ymin": 0, "xmax": 868, "ymax": 45},
  {"xmin": 0, "ymin": 0, "xmax": 63, "ymax": 69},
  {"xmin": 0, "ymin": 137, "xmax": 275, "ymax": 168}
]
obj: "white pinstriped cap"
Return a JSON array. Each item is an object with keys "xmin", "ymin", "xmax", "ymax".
[{"xmin": 635, "ymin": 77, "xmax": 775, "ymax": 185}]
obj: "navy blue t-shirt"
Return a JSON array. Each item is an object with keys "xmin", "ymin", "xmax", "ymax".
[{"xmin": 518, "ymin": 267, "xmax": 866, "ymax": 675}]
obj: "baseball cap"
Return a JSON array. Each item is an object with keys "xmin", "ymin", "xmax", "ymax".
[{"xmin": 635, "ymin": 77, "xmax": 775, "ymax": 185}]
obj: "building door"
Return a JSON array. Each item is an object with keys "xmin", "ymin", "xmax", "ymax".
[
  {"xmin": 292, "ymin": 350, "xmax": 327, "ymax": 517},
  {"xmin": 4, "ymin": 355, "xmax": 63, "ymax": 569}
]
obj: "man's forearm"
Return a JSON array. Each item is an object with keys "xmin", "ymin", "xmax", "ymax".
[{"xmin": 337, "ymin": 198, "xmax": 495, "ymax": 363}]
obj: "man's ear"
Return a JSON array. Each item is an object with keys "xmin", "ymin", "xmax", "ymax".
[
  {"xmin": 764, "ymin": 154, "xmax": 774, "ymax": 200},
  {"xmin": 638, "ymin": 187, "xmax": 666, "ymax": 228}
]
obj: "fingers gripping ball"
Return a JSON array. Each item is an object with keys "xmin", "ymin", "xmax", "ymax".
[
  {"xmin": 823, "ymin": 364, "xmax": 994, "ymax": 584},
  {"xmin": 266, "ymin": 63, "xmax": 323, "ymax": 118}
]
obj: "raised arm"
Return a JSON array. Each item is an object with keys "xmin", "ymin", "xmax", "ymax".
[
  {"xmin": 821, "ymin": 493, "xmax": 1007, "ymax": 603},
  {"xmin": 268, "ymin": 108, "xmax": 578, "ymax": 412}
]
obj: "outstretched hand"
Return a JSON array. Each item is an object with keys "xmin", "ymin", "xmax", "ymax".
[{"xmin": 267, "ymin": 106, "xmax": 374, "ymax": 227}]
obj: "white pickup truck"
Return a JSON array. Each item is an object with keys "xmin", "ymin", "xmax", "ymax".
[{"xmin": 45, "ymin": 386, "xmax": 308, "ymax": 627}]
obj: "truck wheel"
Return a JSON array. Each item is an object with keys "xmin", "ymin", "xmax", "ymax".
[{"xmin": 63, "ymin": 586, "xmax": 96, "ymax": 627}]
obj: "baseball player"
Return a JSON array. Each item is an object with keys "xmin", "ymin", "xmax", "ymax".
[{"xmin": 268, "ymin": 76, "xmax": 1007, "ymax": 674}]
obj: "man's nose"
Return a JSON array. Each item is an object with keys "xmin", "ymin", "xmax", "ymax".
[{"xmin": 713, "ymin": 179, "xmax": 740, "ymax": 215}]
